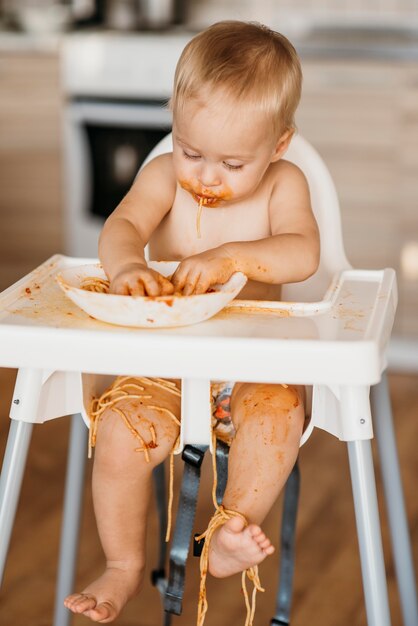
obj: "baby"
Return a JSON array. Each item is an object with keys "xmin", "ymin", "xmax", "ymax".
[{"xmin": 64, "ymin": 20, "xmax": 319, "ymax": 623}]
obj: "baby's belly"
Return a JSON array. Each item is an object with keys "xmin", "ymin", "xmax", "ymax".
[{"xmin": 238, "ymin": 281, "xmax": 282, "ymax": 301}]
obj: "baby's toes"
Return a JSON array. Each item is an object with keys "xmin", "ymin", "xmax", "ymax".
[
  {"xmin": 258, "ymin": 536, "xmax": 271, "ymax": 549},
  {"xmin": 85, "ymin": 600, "xmax": 117, "ymax": 623},
  {"xmin": 263, "ymin": 543, "xmax": 275, "ymax": 555},
  {"xmin": 247, "ymin": 524, "xmax": 263, "ymax": 539},
  {"xmin": 248, "ymin": 526, "xmax": 275, "ymax": 553},
  {"xmin": 64, "ymin": 593, "xmax": 97, "ymax": 613},
  {"xmin": 248, "ymin": 525, "xmax": 266, "ymax": 544}
]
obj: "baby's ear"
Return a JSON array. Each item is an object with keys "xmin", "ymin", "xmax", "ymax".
[{"xmin": 271, "ymin": 128, "xmax": 294, "ymax": 162}]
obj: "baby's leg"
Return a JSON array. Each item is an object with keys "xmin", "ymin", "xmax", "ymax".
[
  {"xmin": 64, "ymin": 378, "xmax": 180, "ymax": 623},
  {"xmin": 209, "ymin": 383, "xmax": 304, "ymax": 578}
]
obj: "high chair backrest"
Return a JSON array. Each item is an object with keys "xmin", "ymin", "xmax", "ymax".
[{"xmin": 142, "ymin": 133, "xmax": 351, "ymax": 302}]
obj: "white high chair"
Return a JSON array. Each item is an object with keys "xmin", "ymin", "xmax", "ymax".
[{"xmin": 0, "ymin": 133, "xmax": 416, "ymax": 626}]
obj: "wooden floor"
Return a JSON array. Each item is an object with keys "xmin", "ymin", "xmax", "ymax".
[{"xmin": 0, "ymin": 369, "xmax": 417, "ymax": 626}]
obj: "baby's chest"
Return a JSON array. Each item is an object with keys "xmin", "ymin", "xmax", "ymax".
[{"xmin": 154, "ymin": 196, "xmax": 272, "ymax": 258}]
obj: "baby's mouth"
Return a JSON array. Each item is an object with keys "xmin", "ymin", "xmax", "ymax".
[{"xmin": 194, "ymin": 193, "xmax": 219, "ymax": 207}]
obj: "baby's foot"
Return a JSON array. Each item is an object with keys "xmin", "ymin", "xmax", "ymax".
[
  {"xmin": 64, "ymin": 564, "xmax": 144, "ymax": 623},
  {"xmin": 208, "ymin": 515, "xmax": 274, "ymax": 578}
]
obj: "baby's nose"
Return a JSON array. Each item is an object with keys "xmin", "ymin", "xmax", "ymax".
[{"xmin": 198, "ymin": 165, "xmax": 221, "ymax": 188}]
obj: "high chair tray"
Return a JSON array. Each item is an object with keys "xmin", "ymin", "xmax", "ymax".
[{"xmin": 0, "ymin": 255, "xmax": 397, "ymax": 385}]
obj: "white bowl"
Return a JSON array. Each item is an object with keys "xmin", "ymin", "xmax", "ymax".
[{"xmin": 56, "ymin": 261, "xmax": 247, "ymax": 328}]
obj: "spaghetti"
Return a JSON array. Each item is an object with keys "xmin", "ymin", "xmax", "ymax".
[
  {"xmin": 196, "ymin": 432, "xmax": 264, "ymax": 626},
  {"xmin": 80, "ymin": 276, "xmax": 110, "ymax": 293},
  {"xmin": 196, "ymin": 196, "xmax": 207, "ymax": 238}
]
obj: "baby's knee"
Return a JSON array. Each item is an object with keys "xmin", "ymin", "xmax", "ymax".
[
  {"xmin": 93, "ymin": 397, "xmax": 180, "ymax": 469},
  {"xmin": 231, "ymin": 383, "xmax": 304, "ymax": 436}
]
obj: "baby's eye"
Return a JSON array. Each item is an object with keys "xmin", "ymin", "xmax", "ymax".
[
  {"xmin": 223, "ymin": 162, "xmax": 243, "ymax": 171},
  {"xmin": 183, "ymin": 150, "xmax": 201, "ymax": 160}
]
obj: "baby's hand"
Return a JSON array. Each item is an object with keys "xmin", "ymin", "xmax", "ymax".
[
  {"xmin": 172, "ymin": 248, "xmax": 236, "ymax": 295},
  {"xmin": 110, "ymin": 263, "xmax": 174, "ymax": 296}
]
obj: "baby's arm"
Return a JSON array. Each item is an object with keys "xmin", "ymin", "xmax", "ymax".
[
  {"xmin": 99, "ymin": 154, "xmax": 176, "ymax": 296},
  {"xmin": 228, "ymin": 162, "xmax": 319, "ymax": 283},
  {"xmin": 173, "ymin": 162, "xmax": 319, "ymax": 295}
]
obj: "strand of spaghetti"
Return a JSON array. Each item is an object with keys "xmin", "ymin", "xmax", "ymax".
[
  {"xmin": 243, "ymin": 567, "xmax": 264, "ymax": 626},
  {"xmin": 97, "ymin": 389, "xmax": 147, "ymax": 403},
  {"xmin": 137, "ymin": 377, "xmax": 181, "ymax": 397},
  {"xmin": 93, "ymin": 388, "xmax": 129, "ymax": 403},
  {"xmin": 119, "ymin": 383, "xmax": 146, "ymax": 392},
  {"xmin": 109, "ymin": 375, "xmax": 137, "ymax": 389},
  {"xmin": 88, "ymin": 398, "xmax": 102, "ymax": 457},
  {"xmin": 91, "ymin": 393, "xmax": 152, "ymax": 413},
  {"xmin": 112, "ymin": 407, "xmax": 150, "ymax": 463},
  {"xmin": 146, "ymin": 405, "xmax": 181, "ymax": 427},
  {"xmin": 165, "ymin": 436, "xmax": 179, "ymax": 542},
  {"xmin": 166, "ymin": 433, "xmax": 182, "ymax": 542},
  {"xmin": 150, "ymin": 424, "xmax": 156, "ymax": 445},
  {"xmin": 154, "ymin": 378, "xmax": 178, "ymax": 389},
  {"xmin": 134, "ymin": 445, "xmax": 150, "ymax": 463},
  {"xmin": 90, "ymin": 394, "xmax": 152, "ymax": 416},
  {"xmin": 196, "ymin": 196, "xmax": 206, "ymax": 238}
]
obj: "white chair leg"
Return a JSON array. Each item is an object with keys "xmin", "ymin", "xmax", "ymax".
[
  {"xmin": 53, "ymin": 413, "xmax": 88, "ymax": 626},
  {"xmin": 347, "ymin": 439, "xmax": 392, "ymax": 626},
  {"xmin": 0, "ymin": 419, "xmax": 34, "ymax": 585},
  {"xmin": 371, "ymin": 372, "xmax": 418, "ymax": 626}
]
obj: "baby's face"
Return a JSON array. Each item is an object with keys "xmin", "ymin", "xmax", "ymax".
[{"xmin": 172, "ymin": 95, "xmax": 281, "ymax": 207}]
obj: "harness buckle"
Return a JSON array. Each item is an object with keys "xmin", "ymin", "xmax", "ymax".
[{"xmin": 181, "ymin": 444, "xmax": 206, "ymax": 468}]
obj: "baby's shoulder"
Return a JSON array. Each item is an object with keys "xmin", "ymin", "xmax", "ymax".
[
  {"xmin": 267, "ymin": 159, "xmax": 309, "ymax": 203},
  {"xmin": 135, "ymin": 151, "xmax": 176, "ymax": 197},
  {"xmin": 142, "ymin": 151, "xmax": 175, "ymax": 178},
  {"xmin": 269, "ymin": 158, "xmax": 307, "ymax": 186}
]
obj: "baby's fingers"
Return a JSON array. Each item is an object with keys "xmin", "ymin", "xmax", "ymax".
[
  {"xmin": 138, "ymin": 272, "xmax": 163, "ymax": 296},
  {"xmin": 171, "ymin": 266, "xmax": 187, "ymax": 292},
  {"xmin": 158, "ymin": 274, "xmax": 175, "ymax": 296},
  {"xmin": 172, "ymin": 266, "xmax": 200, "ymax": 296},
  {"xmin": 194, "ymin": 276, "xmax": 211, "ymax": 295},
  {"xmin": 182, "ymin": 272, "xmax": 201, "ymax": 296},
  {"xmin": 111, "ymin": 278, "xmax": 145, "ymax": 296}
]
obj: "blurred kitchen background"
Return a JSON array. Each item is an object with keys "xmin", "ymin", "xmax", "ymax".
[{"xmin": 0, "ymin": 1, "xmax": 417, "ymax": 626}]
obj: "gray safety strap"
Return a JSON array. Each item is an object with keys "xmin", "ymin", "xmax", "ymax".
[
  {"xmin": 271, "ymin": 460, "xmax": 300, "ymax": 626},
  {"xmin": 164, "ymin": 444, "xmax": 208, "ymax": 616},
  {"xmin": 151, "ymin": 463, "xmax": 168, "ymax": 592},
  {"xmin": 214, "ymin": 439, "xmax": 229, "ymax": 505}
]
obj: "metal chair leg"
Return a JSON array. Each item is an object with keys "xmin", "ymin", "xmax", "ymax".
[
  {"xmin": 347, "ymin": 439, "xmax": 392, "ymax": 626},
  {"xmin": 0, "ymin": 367, "xmax": 49, "ymax": 585},
  {"xmin": 271, "ymin": 461, "xmax": 300, "ymax": 626},
  {"xmin": 0, "ymin": 419, "xmax": 33, "ymax": 585},
  {"xmin": 53, "ymin": 413, "xmax": 88, "ymax": 626},
  {"xmin": 371, "ymin": 372, "xmax": 418, "ymax": 626}
]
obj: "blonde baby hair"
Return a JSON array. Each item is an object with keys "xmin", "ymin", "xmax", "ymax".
[{"xmin": 170, "ymin": 20, "xmax": 302, "ymax": 136}]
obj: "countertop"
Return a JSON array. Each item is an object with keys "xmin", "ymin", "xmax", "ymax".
[{"xmin": 3, "ymin": 22, "xmax": 418, "ymax": 61}]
